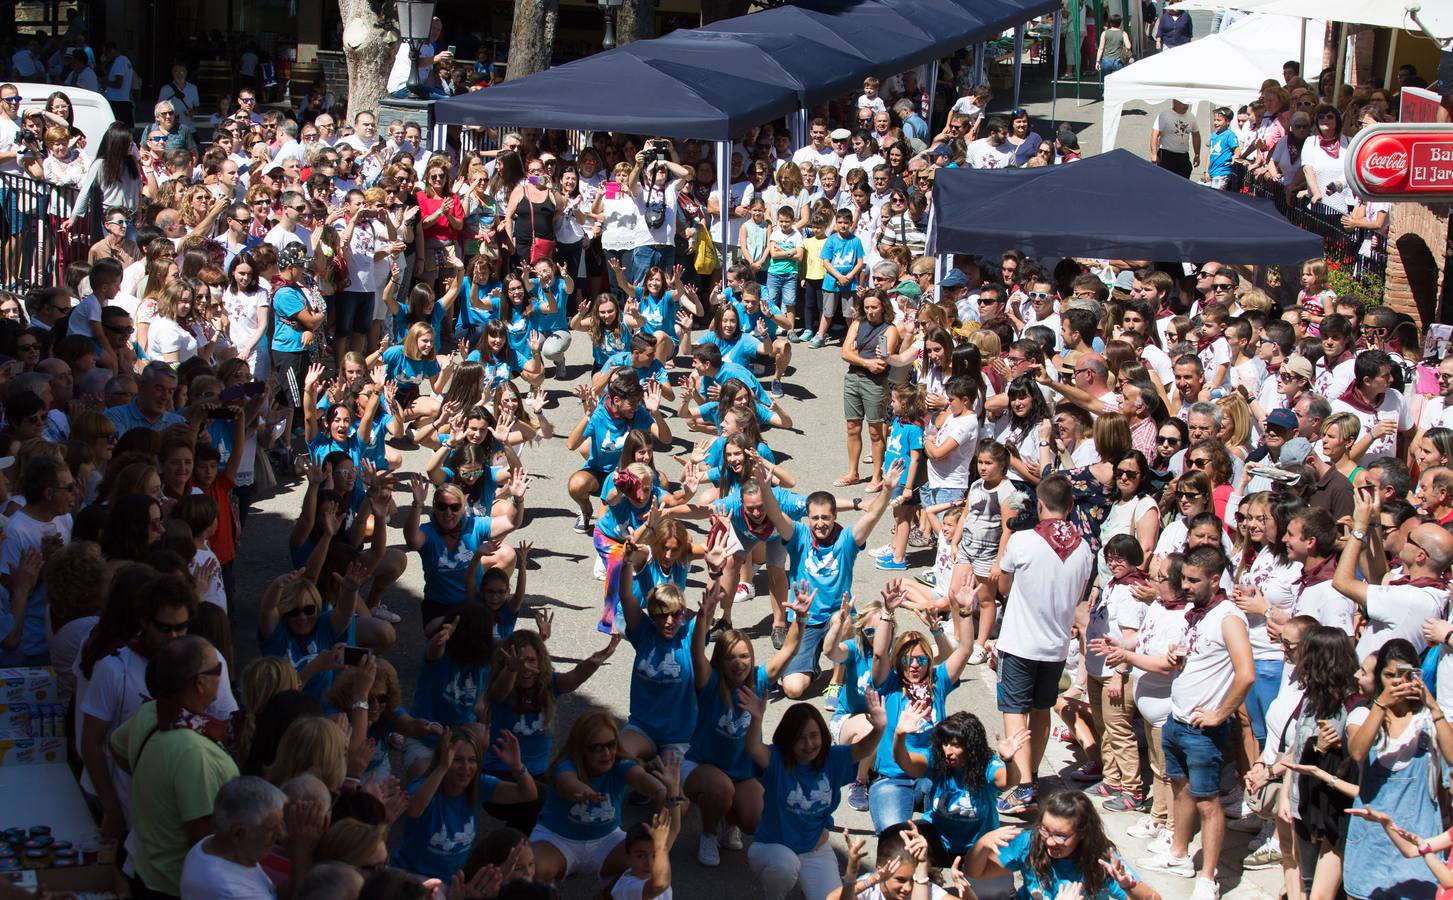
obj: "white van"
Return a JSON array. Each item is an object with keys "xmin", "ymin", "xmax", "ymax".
[{"xmin": 8, "ymin": 82, "xmax": 116, "ymax": 158}]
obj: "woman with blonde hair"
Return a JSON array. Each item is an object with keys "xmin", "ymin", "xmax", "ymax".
[
  {"xmin": 146, "ymin": 278, "xmax": 211, "ymax": 364},
  {"xmin": 762, "ymin": 161, "xmax": 809, "ymax": 230},
  {"xmin": 326, "ymin": 657, "xmax": 441, "ymax": 783},
  {"xmin": 1320, "ymin": 411, "xmax": 1364, "ymax": 482},
  {"xmin": 367, "ymin": 320, "xmax": 452, "ymax": 425},
  {"xmin": 1215, "ymin": 392, "xmax": 1254, "ymax": 457},
  {"xmin": 315, "ymin": 818, "xmax": 390, "ymax": 870},
  {"xmin": 266, "ymin": 715, "xmax": 348, "ymax": 790}
]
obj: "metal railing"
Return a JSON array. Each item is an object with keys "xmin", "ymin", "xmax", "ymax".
[
  {"xmin": 1236, "ymin": 165, "xmax": 1389, "ymax": 290},
  {"xmin": 0, "ymin": 171, "xmax": 103, "ymax": 295}
]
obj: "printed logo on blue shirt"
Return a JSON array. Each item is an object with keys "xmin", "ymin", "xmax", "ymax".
[
  {"xmin": 786, "ymin": 774, "xmax": 834, "ymax": 815},
  {"xmin": 429, "ymin": 818, "xmax": 476, "ymax": 855},
  {"xmin": 635, "ymin": 647, "xmax": 683, "ymax": 682}
]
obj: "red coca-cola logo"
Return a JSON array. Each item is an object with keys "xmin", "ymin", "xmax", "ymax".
[{"xmin": 1347, "ymin": 125, "xmax": 1453, "ymax": 201}]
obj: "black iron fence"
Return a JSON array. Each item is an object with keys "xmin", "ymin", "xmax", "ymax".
[
  {"xmin": 1237, "ymin": 167, "xmax": 1388, "ymax": 292},
  {"xmin": 0, "ymin": 171, "xmax": 103, "ymax": 296}
]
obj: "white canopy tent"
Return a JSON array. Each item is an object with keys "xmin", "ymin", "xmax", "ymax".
[
  {"xmin": 1246, "ymin": 0, "xmax": 1451, "ymax": 33},
  {"xmin": 1101, "ymin": 13, "xmax": 1323, "ymax": 151}
]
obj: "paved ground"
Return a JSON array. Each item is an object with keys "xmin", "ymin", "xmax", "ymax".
[{"xmin": 230, "ymin": 26, "xmax": 1286, "ymax": 898}]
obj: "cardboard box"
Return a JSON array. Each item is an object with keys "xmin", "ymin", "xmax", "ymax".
[
  {"xmin": 0, "ymin": 737, "xmax": 66, "ymax": 767},
  {"xmin": 0, "ymin": 705, "xmax": 32, "ymax": 737},
  {"xmin": 0, "ymin": 668, "xmax": 55, "ymax": 705}
]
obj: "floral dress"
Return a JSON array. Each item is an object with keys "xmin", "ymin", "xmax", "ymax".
[{"xmin": 1053, "ymin": 464, "xmax": 1114, "ymax": 555}]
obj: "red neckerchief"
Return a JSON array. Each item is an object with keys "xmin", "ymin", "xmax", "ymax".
[
  {"xmin": 812, "ymin": 523, "xmax": 844, "ymax": 550},
  {"xmin": 1318, "ymin": 137, "xmax": 1342, "ymax": 159},
  {"xmin": 1297, "ymin": 555, "xmax": 1336, "ymax": 591},
  {"xmin": 1196, "ymin": 334, "xmax": 1216, "ymax": 352},
  {"xmin": 1155, "ymin": 306, "xmax": 1174, "ymax": 320},
  {"xmin": 1389, "ymin": 574, "xmax": 1451, "ymax": 590},
  {"xmin": 1265, "ymin": 361, "xmax": 1282, "ymax": 375},
  {"xmin": 1110, "ymin": 570, "xmax": 1149, "ymax": 590},
  {"xmin": 744, "ymin": 511, "xmax": 776, "ymax": 541},
  {"xmin": 1184, "ymin": 591, "xmax": 1228, "ymax": 631},
  {"xmin": 1337, "ymin": 382, "xmax": 1382, "ymax": 415},
  {"xmin": 1159, "ymin": 591, "xmax": 1191, "ymax": 612},
  {"xmin": 1033, "ymin": 519, "xmax": 1083, "ymax": 562},
  {"xmin": 155, "ymin": 696, "xmax": 243, "ymax": 753},
  {"xmin": 1325, "ymin": 348, "xmax": 1353, "ymax": 370}
]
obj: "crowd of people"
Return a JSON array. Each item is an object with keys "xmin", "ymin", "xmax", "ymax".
[{"xmin": 0, "ymin": 18, "xmax": 1443, "ymax": 900}]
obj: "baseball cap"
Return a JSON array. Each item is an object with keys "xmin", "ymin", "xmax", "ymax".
[
  {"xmin": 278, "ymin": 243, "xmax": 311, "ymax": 269},
  {"xmin": 1266, "ymin": 408, "xmax": 1299, "ymax": 431},
  {"xmin": 894, "ymin": 281, "xmax": 923, "ymax": 302},
  {"xmin": 1279, "ymin": 437, "xmax": 1313, "ymax": 466},
  {"xmin": 926, "ymin": 145, "xmax": 950, "ymax": 159},
  {"xmin": 1057, "ymin": 130, "xmax": 1079, "ymax": 151},
  {"xmin": 1282, "ymin": 356, "xmax": 1314, "ymax": 381},
  {"xmin": 939, "ymin": 270, "xmax": 969, "ymax": 288},
  {"xmin": 1113, "ymin": 271, "xmax": 1134, "ymax": 292},
  {"xmin": 829, "ymin": 128, "xmax": 852, "ymax": 141}
]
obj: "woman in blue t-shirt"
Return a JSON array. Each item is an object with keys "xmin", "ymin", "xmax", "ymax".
[
  {"xmin": 967, "ymin": 790, "xmax": 1149, "ymax": 900},
  {"xmin": 530, "ymin": 709, "xmax": 671, "ymax": 885},
  {"xmin": 481, "ymin": 629, "xmax": 622, "ymax": 833},
  {"xmin": 570, "ymin": 291, "xmax": 640, "ymax": 372},
  {"xmin": 594, "ymin": 463, "xmax": 665, "ymax": 633},
  {"xmin": 395, "ymin": 726, "xmax": 537, "ymax": 881},
  {"xmin": 693, "ymin": 378, "xmax": 793, "ymax": 434},
  {"xmin": 424, "ymin": 405, "xmax": 519, "ymax": 521},
  {"xmin": 257, "ymin": 571, "xmax": 390, "ymax": 698},
  {"xmin": 683, "ymin": 581, "xmax": 809, "ymax": 867},
  {"xmin": 866, "ymin": 587, "xmax": 977, "ymax": 832},
  {"xmin": 371, "ymin": 321, "xmax": 453, "ymax": 427},
  {"xmin": 468, "ymin": 320, "xmax": 527, "ymax": 387},
  {"xmin": 698, "ymin": 304, "xmax": 763, "ymax": 370},
  {"xmin": 608, "ymin": 259, "xmax": 702, "ymax": 364},
  {"xmin": 402, "ymin": 603, "xmax": 494, "ymax": 779},
  {"xmin": 614, "ymin": 555, "xmax": 698, "ymax": 765},
  {"xmin": 528, "ymin": 257, "xmax": 574, "ymax": 379},
  {"xmin": 403, "ymin": 478, "xmax": 522, "ymax": 626},
  {"xmin": 742, "ymin": 692, "xmax": 886, "ymax": 900}
]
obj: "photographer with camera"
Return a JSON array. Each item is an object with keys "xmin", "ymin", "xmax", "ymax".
[{"xmin": 624, "ymin": 139, "xmax": 690, "ymax": 287}]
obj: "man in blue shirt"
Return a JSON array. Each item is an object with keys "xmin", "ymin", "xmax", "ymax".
[
  {"xmin": 689, "ymin": 343, "xmax": 767, "ymax": 406},
  {"xmin": 764, "ymin": 460, "xmax": 902, "ymax": 700},
  {"xmin": 564, "ymin": 370, "xmax": 670, "ymax": 534},
  {"xmin": 105, "ymin": 361, "xmax": 187, "ymax": 435}
]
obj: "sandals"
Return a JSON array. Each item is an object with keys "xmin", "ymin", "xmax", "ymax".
[{"xmin": 833, "ymin": 475, "xmax": 864, "ymax": 487}]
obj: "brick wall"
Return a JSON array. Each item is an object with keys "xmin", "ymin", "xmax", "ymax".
[
  {"xmin": 1383, "ymin": 200, "xmax": 1450, "ymax": 327},
  {"xmin": 315, "ymin": 51, "xmax": 349, "ymax": 100}
]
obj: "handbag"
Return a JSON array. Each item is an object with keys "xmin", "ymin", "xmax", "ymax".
[
  {"xmin": 694, "ymin": 228, "xmax": 719, "ymax": 276},
  {"xmin": 527, "ymin": 196, "xmax": 556, "ymax": 264}
]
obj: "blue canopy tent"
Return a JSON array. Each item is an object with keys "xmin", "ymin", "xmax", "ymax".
[
  {"xmin": 792, "ymin": 0, "xmax": 982, "ymax": 62},
  {"xmin": 705, "ymin": 2, "xmax": 937, "ymax": 82},
  {"xmin": 639, "ymin": 28, "xmax": 876, "ymax": 108},
  {"xmin": 432, "ymin": 50, "xmax": 799, "ymax": 141},
  {"xmin": 927, "ymin": 150, "xmax": 1324, "ymax": 263}
]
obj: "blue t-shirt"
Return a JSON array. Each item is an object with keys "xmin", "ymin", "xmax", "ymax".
[
  {"xmin": 626, "ymin": 615, "xmax": 697, "ymax": 744},
  {"xmin": 875, "ymin": 663, "xmax": 958, "ymax": 779},
  {"xmin": 821, "ymin": 233, "xmax": 865, "ymax": 292},
  {"xmin": 998, "ymin": 830, "xmax": 1134, "ymax": 899},
  {"xmin": 697, "ymin": 399, "xmax": 774, "ymax": 430},
  {"xmin": 837, "ymin": 640, "xmax": 874, "ymax": 717},
  {"xmin": 596, "ymin": 477, "xmax": 664, "ymax": 541},
  {"xmin": 458, "ymin": 277, "xmax": 500, "ymax": 328},
  {"xmin": 635, "ymin": 287, "xmax": 677, "ymax": 337},
  {"xmin": 483, "ymin": 674, "xmax": 558, "ymax": 775},
  {"xmin": 537, "ymin": 758, "xmax": 638, "ymax": 841},
  {"xmin": 308, "ymin": 431, "xmax": 367, "ymax": 469},
  {"xmin": 756, "ymin": 744, "xmax": 857, "ymax": 853},
  {"xmin": 357, "ymin": 412, "xmax": 393, "ymax": 471},
  {"xmin": 382, "ymin": 344, "xmax": 441, "ymax": 386},
  {"xmin": 394, "ymin": 773, "xmax": 502, "ymax": 879},
  {"xmin": 710, "ymin": 485, "xmax": 803, "ymax": 550},
  {"xmin": 463, "ymin": 351, "xmax": 514, "ymax": 391},
  {"xmin": 703, "ymin": 436, "xmax": 776, "ymax": 473},
  {"xmin": 582, "ymin": 404, "xmax": 655, "ymax": 474},
  {"xmin": 705, "ymin": 361, "xmax": 767, "ymax": 404},
  {"xmin": 411, "ymin": 653, "xmax": 488, "ymax": 729},
  {"xmin": 504, "ymin": 310, "xmax": 532, "ymax": 362},
  {"xmin": 271, "ymin": 285, "xmax": 308, "ymax": 353},
  {"xmin": 633, "ymin": 558, "xmax": 688, "ymax": 606},
  {"xmin": 417, "ymin": 517, "xmax": 495, "ymax": 607},
  {"xmin": 923, "ymin": 758, "xmax": 1005, "ymax": 855},
  {"xmin": 883, "ymin": 419, "xmax": 923, "ymax": 490},
  {"xmin": 697, "ymin": 331, "xmax": 761, "ymax": 368},
  {"xmin": 441, "ymin": 455, "xmax": 504, "ymax": 517},
  {"xmin": 603, "ymin": 351, "xmax": 670, "ymax": 386},
  {"xmin": 258, "ymin": 613, "xmax": 346, "ymax": 697},
  {"xmin": 1208, "ymin": 128, "xmax": 1238, "ymax": 179},
  {"xmin": 529, "ymin": 277, "xmax": 569, "ymax": 334},
  {"xmin": 787, "ymin": 521, "xmax": 861, "ymax": 624},
  {"xmin": 592, "ymin": 322, "xmax": 633, "ymax": 369},
  {"xmin": 687, "ymin": 666, "xmax": 767, "ymax": 780}
]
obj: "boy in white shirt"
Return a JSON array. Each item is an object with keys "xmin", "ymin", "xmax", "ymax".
[{"xmin": 857, "ymin": 76, "xmax": 887, "ymax": 115}]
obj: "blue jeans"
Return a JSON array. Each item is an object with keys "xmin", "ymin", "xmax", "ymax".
[
  {"xmin": 1162, "ymin": 717, "xmax": 1229, "ymax": 798},
  {"xmin": 868, "ymin": 776, "xmax": 931, "ymax": 832},
  {"xmin": 629, "ymin": 244, "xmax": 675, "ymax": 285},
  {"xmin": 765, "ymin": 270, "xmax": 798, "ymax": 310},
  {"xmin": 1245, "ymin": 658, "xmax": 1284, "ymax": 744}
]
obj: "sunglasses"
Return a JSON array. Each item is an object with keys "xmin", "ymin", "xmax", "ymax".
[
  {"xmin": 434, "ymin": 501, "xmax": 463, "ymax": 512},
  {"xmin": 371, "ymin": 693, "xmax": 389, "ymax": 705},
  {"xmin": 1211, "ymin": 283, "xmax": 1235, "ymax": 292},
  {"xmin": 1176, "ymin": 490, "xmax": 1205, "ymax": 500},
  {"xmin": 1188, "ymin": 457, "xmax": 1210, "ymax": 469},
  {"xmin": 153, "ymin": 617, "xmax": 191, "ymax": 634},
  {"xmin": 283, "ymin": 605, "xmax": 319, "ymax": 619},
  {"xmin": 1115, "ymin": 468, "xmax": 1141, "ymax": 480},
  {"xmin": 901, "ymin": 654, "xmax": 929, "ymax": 667}
]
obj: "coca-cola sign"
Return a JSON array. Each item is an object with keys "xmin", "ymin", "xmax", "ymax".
[{"xmin": 1346, "ymin": 124, "xmax": 1453, "ymax": 202}]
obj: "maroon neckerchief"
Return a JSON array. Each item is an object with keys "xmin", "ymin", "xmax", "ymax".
[
  {"xmin": 1337, "ymin": 382, "xmax": 1382, "ymax": 416},
  {"xmin": 1155, "ymin": 305, "xmax": 1173, "ymax": 320},
  {"xmin": 1389, "ymin": 574, "xmax": 1451, "ymax": 590},
  {"xmin": 1196, "ymin": 333, "xmax": 1218, "ymax": 353},
  {"xmin": 744, "ymin": 511, "xmax": 776, "ymax": 541},
  {"xmin": 1109, "ymin": 570, "xmax": 1149, "ymax": 590},
  {"xmin": 1159, "ymin": 590, "xmax": 1191, "ymax": 612},
  {"xmin": 812, "ymin": 523, "xmax": 844, "ymax": 550},
  {"xmin": 156, "ymin": 696, "xmax": 242, "ymax": 752},
  {"xmin": 1033, "ymin": 519, "xmax": 1083, "ymax": 562},
  {"xmin": 1183, "ymin": 591, "xmax": 1229, "ymax": 631},
  {"xmin": 1297, "ymin": 555, "xmax": 1336, "ymax": 591},
  {"xmin": 1318, "ymin": 136, "xmax": 1342, "ymax": 159},
  {"xmin": 1265, "ymin": 361, "xmax": 1281, "ymax": 375},
  {"xmin": 1324, "ymin": 347, "xmax": 1353, "ymax": 370}
]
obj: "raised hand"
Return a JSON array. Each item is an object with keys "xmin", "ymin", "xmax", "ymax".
[
  {"xmin": 736, "ymin": 685, "xmax": 767, "ymax": 720},
  {"xmin": 587, "ymin": 633, "xmax": 622, "ymax": 665},
  {"xmin": 996, "ymin": 728, "xmax": 1030, "ymax": 760},
  {"xmin": 531, "ymin": 608, "xmax": 554, "ymax": 642},
  {"xmin": 865, "ymin": 688, "xmax": 887, "ymax": 730},
  {"xmin": 492, "ymin": 729, "xmax": 523, "ymax": 771}
]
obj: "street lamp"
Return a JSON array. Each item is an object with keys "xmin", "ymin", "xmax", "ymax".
[
  {"xmin": 396, "ymin": 0, "xmax": 437, "ymax": 99},
  {"xmin": 598, "ymin": 0, "xmax": 624, "ymax": 51}
]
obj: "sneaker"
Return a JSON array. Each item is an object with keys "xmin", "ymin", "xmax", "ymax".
[
  {"xmin": 908, "ymin": 527, "xmax": 933, "ymax": 548},
  {"xmin": 573, "ymin": 514, "xmax": 589, "ymax": 534},
  {"xmin": 720, "ymin": 824, "xmax": 744, "ymax": 851},
  {"xmin": 771, "ymin": 626, "xmax": 788, "ymax": 650},
  {"xmin": 1068, "ymin": 760, "xmax": 1104, "ymax": 782},
  {"xmin": 1135, "ymin": 851, "xmax": 1195, "ymax": 878},
  {"xmin": 1103, "ymin": 791, "xmax": 1150, "ymax": 813},
  {"xmin": 1243, "ymin": 834, "xmax": 1283, "ymax": 870},
  {"xmin": 697, "ymin": 834, "xmax": 721, "ymax": 867},
  {"xmin": 848, "ymin": 780, "xmax": 869, "ymax": 811},
  {"xmin": 1190, "ymin": 876, "xmax": 1221, "ymax": 900},
  {"xmin": 1147, "ymin": 826, "xmax": 1174, "ymax": 855},
  {"xmin": 593, "ymin": 554, "xmax": 607, "ymax": 582},
  {"xmin": 770, "ymin": 380, "xmax": 784, "ymax": 398},
  {"xmin": 997, "ymin": 784, "xmax": 1037, "ymax": 816},
  {"xmin": 914, "ymin": 571, "xmax": 936, "ymax": 588},
  {"xmin": 876, "ymin": 557, "xmax": 908, "ymax": 571},
  {"xmin": 1220, "ymin": 786, "xmax": 1244, "ymax": 815},
  {"xmin": 1091, "ymin": 782, "xmax": 1122, "ymax": 798},
  {"xmin": 868, "ymin": 543, "xmax": 895, "ymax": 559},
  {"xmin": 736, "ymin": 582, "xmax": 753, "ymax": 602},
  {"xmin": 824, "ymin": 682, "xmax": 842, "ymax": 701},
  {"xmin": 1126, "ymin": 816, "xmax": 1164, "ymax": 840},
  {"xmin": 1050, "ymin": 725, "xmax": 1075, "ymax": 744},
  {"xmin": 968, "ymin": 645, "xmax": 989, "ymax": 665},
  {"xmin": 809, "ymin": 335, "xmax": 826, "ymax": 349},
  {"xmin": 371, "ymin": 604, "xmax": 402, "ymax": 624}
]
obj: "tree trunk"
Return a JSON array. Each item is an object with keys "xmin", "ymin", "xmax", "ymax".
[
  {"xmin": 616, "ymin": 0, "xmax": 656, "ymax": 46},
  {"xmin": 339, "ymin": 0, "xmax": 398, "ymax": 120},
  {"xmin": 507, "ymin": 0, "xmax": 559, "ymax": 80}
]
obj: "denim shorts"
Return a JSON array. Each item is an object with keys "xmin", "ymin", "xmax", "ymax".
[
  {"xmin": 785, "ymin": 620, "xmax": 831, "ymax": 677},
  {"xmin": 996, "ymin": 652, "xmax": 1065, "ymax": 714},
  {"xmin": 919, "ymin": 486, "xmax": 967, "ymax": 506},
  {"xmin": 1162, "ymin": 716, "xmax": 1229, "ymax": 798}
]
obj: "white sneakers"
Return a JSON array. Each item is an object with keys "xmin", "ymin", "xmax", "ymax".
[
  {"xmin": 697, "ymin": 833, "xmax": 720, "ymax": 867},
  {"xmin": 1126, "ymin": 816, "xmax": 1164, "ymax": 840},
  {"xmin": 720, "ymin": 824, "xmax": 743, "ymax": 851},
  {"xmin": 1135, "ymin": 850, "xmax": 1195, "ymax": 878},
  {"xmin": 967, "ymin": 644, "xmax": 989, "ymax": 665},
  {"xmin": 1190, "ymin": 876, "xmax": 1221, "ymax": 900}
]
